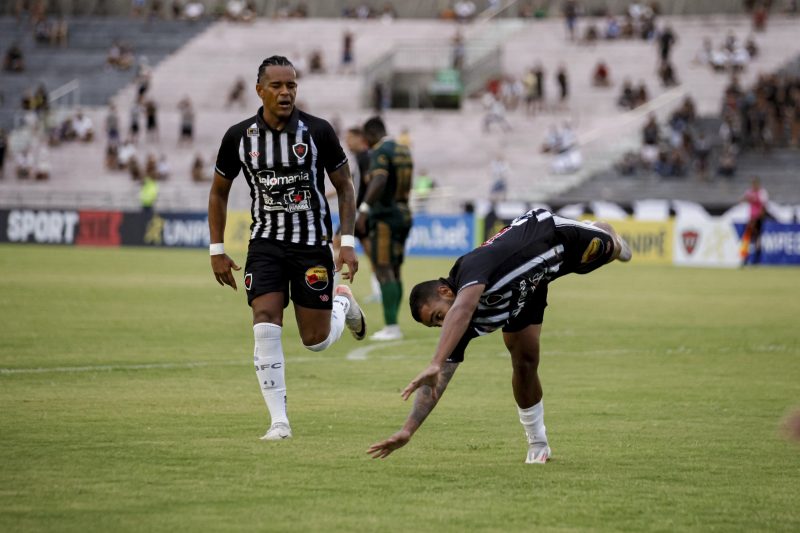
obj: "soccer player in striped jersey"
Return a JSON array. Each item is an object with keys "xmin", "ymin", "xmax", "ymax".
[
  {"xmin": 367, "ymin": 209, "xmax": 632, "ymax": 463},
  {"xmin": 208, "ymin": 56, "xmax": 366, "ymax": 441}
]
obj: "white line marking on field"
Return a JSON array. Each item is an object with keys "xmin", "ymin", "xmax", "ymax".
[{"xmin": 346, "ymin": 341, "xmax": 407, "ymax": 361}]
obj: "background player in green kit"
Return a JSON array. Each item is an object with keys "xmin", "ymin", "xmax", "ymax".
[{"xmin": 356, "ymin": 116, "xmax": 414, "ymax": 341}]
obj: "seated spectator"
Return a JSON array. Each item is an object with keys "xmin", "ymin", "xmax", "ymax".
[
  {"xmin": 716, "ymin": 142, "xmax": 738, "ymax": 178},
  {"xmin": 16, "ymin": 148, "xmax": 34, "ymax": 179},
  {"xmin": 634, "ymin": 81, "xmax": 649, "ymax": 107},
  {"xmin": 72, "ymin": 110, "xmax": 94, "ymax": 142},
  {"xmin": 592, "ymin": 60, "xmax": 611, "ymax": 87},
  {"xmin": 34, "ymin": 148, "xmax": 50, "ymax": 181},
  {"xmin": 617, "ymin": 79, "xmax": 636, "ymax": 109},
  {"xmin": 308, "ymin": 49, "xmax": 325, "ymax": 74},
  {"xmin": 604, "ymin": 16, "xmax": 621, "ymax": 39},
  {"xmin": 145, "ymin": 153, "xmax": 158, "ymax": 180},
  {"xmin": 4, "ymin": 43, "xmax": 25, "ymax": 72},
  {"xmin": 117, "ymin": 138, "xmax": 137, "ymax": 170},
  {"xmin": 227, "ymin": 77, "xmax": 247, "ymax": 108},
  {"xmin": 184, "ymin": 1, "xmax": 205, "ymax": 20},
  {"xmin": 616, "ymin": 151, "xmax": 641, "ymax": 176},
  {"xmin": 105, "ymin": 142, "xmax": 119, "ymax": 170},
  {"xmin": 454, "ymin": 0, "xmax": 476, "ymax": 22},
  {"xmin": 692, "ymin": 132, "xmax": 712, "ymax": 179},
  {"xmin": 156, "ymin": 154, "xmax": 170, "ymax": 181},
  {"xmin": 191, "ymin": 153, "xmax": 209, "ymax": 182},
  {"xmin": 583, "ymin": 23, "xmax": 600, "ymax": 44},
  {"xmin": 658, "ymin": 61, "xmax": 679, "ymax": 87}
]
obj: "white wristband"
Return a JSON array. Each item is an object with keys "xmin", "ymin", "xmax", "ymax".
[
  {"xmin": 340, "ymin": 234, "xmax": 356, "ymax": 248},
  {"xmin": 358, "ymin": 202, "xmax": 371, "ymax": 214},
  {"xmin": 209, "ymin": 243, "xmax": 225, "ymax": 255}
]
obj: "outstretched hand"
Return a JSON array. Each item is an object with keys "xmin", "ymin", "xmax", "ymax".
[
  {"xmin": 401, "ymin": 364, "xmax": 442, "ymax": 401},
  {"xmin": 367, "ymin": 430, "xmax": 411, "ymax": 459}
]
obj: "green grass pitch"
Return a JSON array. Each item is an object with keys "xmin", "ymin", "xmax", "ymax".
[{"xmin": 1, "ymin": 244, "xmax": 799, "ymax": 532}]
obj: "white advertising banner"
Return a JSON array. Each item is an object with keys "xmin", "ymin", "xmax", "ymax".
[{"xmin": 673, "ymin": 216, "xmax": 741, "ymax": 268}]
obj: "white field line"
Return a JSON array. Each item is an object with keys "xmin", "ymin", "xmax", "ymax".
[{"xmin": 345, "ymin": 341, "xmax": 409, "ymax": 361}]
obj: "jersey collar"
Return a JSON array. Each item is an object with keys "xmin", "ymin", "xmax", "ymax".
[{"xmin": 255, "ymin": 106, "xmax": 300, "ymax": 134}]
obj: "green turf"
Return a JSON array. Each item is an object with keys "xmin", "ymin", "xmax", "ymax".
[{"xmin": 1, "ymin": 244, "xmax": 799, "ymax": 532}]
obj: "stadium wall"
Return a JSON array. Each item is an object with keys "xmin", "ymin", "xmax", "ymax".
[{"xmin": 2, "ymin": 208, "xmax": 799, "ymax": 266}]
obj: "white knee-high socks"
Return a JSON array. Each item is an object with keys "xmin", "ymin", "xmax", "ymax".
[
  {"xmin": 518, "ymin": 401, "xmax": 547, "ymax": 444},
  {"xmin": 254, "ymin": 323, "xmax": 288, "ymax": 426}
]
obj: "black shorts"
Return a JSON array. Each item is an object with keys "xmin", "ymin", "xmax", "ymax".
[
  {"xmin": 368, "ymin": 205, "xmax": 412, "ymax": 268},
  {"xmin": 502, "ymin": 217, "xmax": 614, "ymax": 332},
  {"xmin": 244, "ymin": 238, "xmax": 334, "ymax": 309}
]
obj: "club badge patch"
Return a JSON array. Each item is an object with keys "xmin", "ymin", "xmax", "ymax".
[
  {"xmin": 682, "ymin": 230, "xmax": 699, "ymax": 255},
  {"xmin": 246, "ymin": 127, "xmax": 259, "ymax": 137},
  {"xmin": 292, "ymin": 142, "xmax": 308, "ymax": 159},
  {"xmin": 305, "ymin": 266, "xmax": 329, "ymax": 291},
  {"xmin": 581, "ymin": 237, "xmax": 603, "ymax": 264},
  {"xmin": 244, "ymin": 273, "xmax": 253, "ymax": 291}
]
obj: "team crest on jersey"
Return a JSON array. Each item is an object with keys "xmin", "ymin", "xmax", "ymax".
[
  {"xmin": 246, "ymin": 127, "xmax": 259, "ymax": 137},
  {"xmin": 244, "ymin": 273, "xmax": 253, "ymax": 291},
  {"xmin": 305, "ymin": 266, "xmax": 329, "ymax": 291},
  {"xmin": 581, "ymin": 237, "xmax": 604, "ymax": 264},
  {"xmin": 292, "ymin": 142, "xmax": 308, "ymax": 159},
  {"xmin": 682, "ymin": 230, "xmax": 699, "ymax": 255}
]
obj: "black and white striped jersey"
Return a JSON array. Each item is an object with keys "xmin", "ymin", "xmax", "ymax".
[
  {"xmin": 215, "ymin": 107, "xmax": 348, "ymax": 246},
  {"xmin": 442, "ymin": 209, "xmax": 615, "ymax": 362}
]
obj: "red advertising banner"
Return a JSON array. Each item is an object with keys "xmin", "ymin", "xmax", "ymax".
[{"xmin": 76, "ymin": 211, "xmax": 123, "ymax": 246}]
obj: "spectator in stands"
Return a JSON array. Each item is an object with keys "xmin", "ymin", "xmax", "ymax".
[
  {"xmin": 489, "ymin": 154, "xmax": 509, "ymax": 203},
  {"xmin": 0, "ymin": 129, "xmax": 6, "ymax": 179},
  {"xmin": 556, "ymin": 65, "xmax": 569, "ymax": 109},
  {"xmin": 107, "ymin": 41, "xmax": 134, "ymax": 70},
  {"xmin": 340, "ymin": 29, "xmax": 355, "ymax": 74},
  {"xmin": 716, "ymin": 142, "xmax": 738, "ymax": 178},
  {"xmin": 16, "ymin": 148, "xmax": 34, "ymax": 180},
  {"xmin": 136, "ymin": 56, "xmax": 152, "ymax": 98},
  {"xmin": 379, "ymin": 2, "xmax": 397, "ymax": 21},
  {"xmin": 604, "ymin": 15, "xmax": 621, "ymax": 39},
  {"xmin": 152, "ymin": 153, "xmax": 168, "ymax": 180},
  {"xmin": 523, "ymin": 67, "xmax": 538, "ymax": 114},
  {"xmin": 192, "ymin": 153, "xmax": 209, "ymax": 182},
  {"xmin": 145, "ymin": 153, "xmax": 158, "ymax": 179},
  {"xmin": 562, "ymin": 0, "xmax": 579, "ymax": 41},
  {"xmin": 635, "ymin": 81, "xmax": 649, "ymax": 107},
  {"xmin": 227, "ymin": 77, "xmax": 247, "ymax": 108},
  {"xmin": 617, "ymin": 79, "xmax": 635, "ymax": 110},
  {"xmin": 178, "ymin": 96, "xmax": 195, "ymax": 146},
  {"xmin": 34, "ymin": 147, "xmax": 50, "ymax": 181},
  {"xmin": 184, "ymin": 1, "xmax": 205, "ymax": 21},
  {"xmin": 4, "ymin": 43, "xmax": 25, "ymax": 72},
  {"xmin": 752, "ymin": 1, "xmax": 768, "ymax": 31},
  {"xmin": 740, "ymin": 176, "xmax": 769, "ymax": 265},
  {"xmin": 657, "ymin": 25, "xmax": 676, "ymax": 64},
  {"xmin": 549, "ymin": 121, "xmax": 582, "ymax": 174},
  {"xmin": 482, "ymin": 92, "xmax": 512, "ymax": 133},
  {"xmin": 129, "ymin": 99, "xmax": 142, "ymax": 143},
  {"xmin": 451, "ymin": 30, "xmax": 465, "ymax": 71},
  {"xmin": 139, "ymin": 176, "xmax": 159, "ymax": 213},
  {"xmin": 145, "ymin": 99, "xmax": 159, "ymax": 142},
  {"xmin": 106, "ymin": 104, "xmax": 121, "ymax": 145},
  {"xmin": 308, "ymin": 49, "xmax": 325, "ymax": 74},
  {"xmin": 454, "ymin": 0, "xmax": 477, "ymax": 22},
  {"xmin": 592, "ymin": 60, "xmax": 610, "ymax": 87},
  {"xmin": 413, "ymin": 169, "xmax": 435, "ymax": 212},
  {"xmin": 659, "ymin": 61, "xmax": 678, "ymax": 87},
  {"xmin": 692, "ymin": 132, "xmax": 712, "ymax": 180},
  {"xmin": 641, "ymin": 113, "xmax": 659, "ymax": 167},
  {"xmin": 72, "ymin": 110, "xmax": 94, "ymax": 142},
  {"xmin": 118, "ymin": 138, "xmax": 137, "ymax": 170},
  {"xmin": 534, "ymin": 63, "xmax": 545, "ymax": 110}
]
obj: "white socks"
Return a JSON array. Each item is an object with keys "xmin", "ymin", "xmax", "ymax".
[
  {"xmin": 254, "ymin": 323, "xmax": 288, "ymax": 426},
  {"xmin": 518, "ymin": 401, "xmax": 547, "ymax": 445},
  {"xmin": 304, "ymin": 295, "xmax": 348, "ymax": 352}
]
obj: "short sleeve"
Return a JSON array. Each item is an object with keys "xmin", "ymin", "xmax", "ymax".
[
  {"xmin": 369, "ymin": 145, "xmax": 390, "ymax": 177},
  {"xmin": 449, "ymin": 254, "xmax": 491, "ymax": 293},
  {"xmin": 214, "ymin": 125, "xmax": 242, "ymax": 180},
  {"xmin": 316, "ymin": 121, "xmax": 348, "ymax": 174}
]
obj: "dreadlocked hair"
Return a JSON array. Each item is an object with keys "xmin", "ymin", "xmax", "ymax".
[{"xmin": 256, "ymin": 55, "xmax": 295, "ymax": 84}]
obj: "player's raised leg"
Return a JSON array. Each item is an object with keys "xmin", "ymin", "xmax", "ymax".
[{"xmin": 504, "ymin": 324, "xmax": 551, "ymax": 464}]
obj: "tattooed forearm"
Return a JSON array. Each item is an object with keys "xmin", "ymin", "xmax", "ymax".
[{"xmin": 406, "ymin": 362, "xmax": 459, "ymax": 432}]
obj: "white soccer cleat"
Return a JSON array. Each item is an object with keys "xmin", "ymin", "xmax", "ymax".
[
  {"xmin": 260, "ymin": 421, "xmax": 292, "ymax": 441},
  {"xmin": 335, "ymin": 285, "xmax": 367, "ymax": 340},
  {"xmin": 369, "ymin": 325, "xmax": 403, "ymax": 341},
  {"xmin": 525, "ymin": 442, "xmax": 551, "ymax": 464}
]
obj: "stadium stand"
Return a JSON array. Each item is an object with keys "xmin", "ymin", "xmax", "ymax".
[{"xmin": 1, "ymin": 2, "xmax": 799, "ymax": 216}]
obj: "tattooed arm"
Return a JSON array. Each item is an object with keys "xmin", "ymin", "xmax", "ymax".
[{"xmin": 366, "ymin": 362, "xmax": 459, "ymax": 459}]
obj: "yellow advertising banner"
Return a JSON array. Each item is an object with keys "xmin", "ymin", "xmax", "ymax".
[
  {"xmin": 612, "ymin": 219, "xmax": 673, "ymax": 264},
  {"xmin": 223, "ymin": 211, "xmax": 253, "ymax": 254}
]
